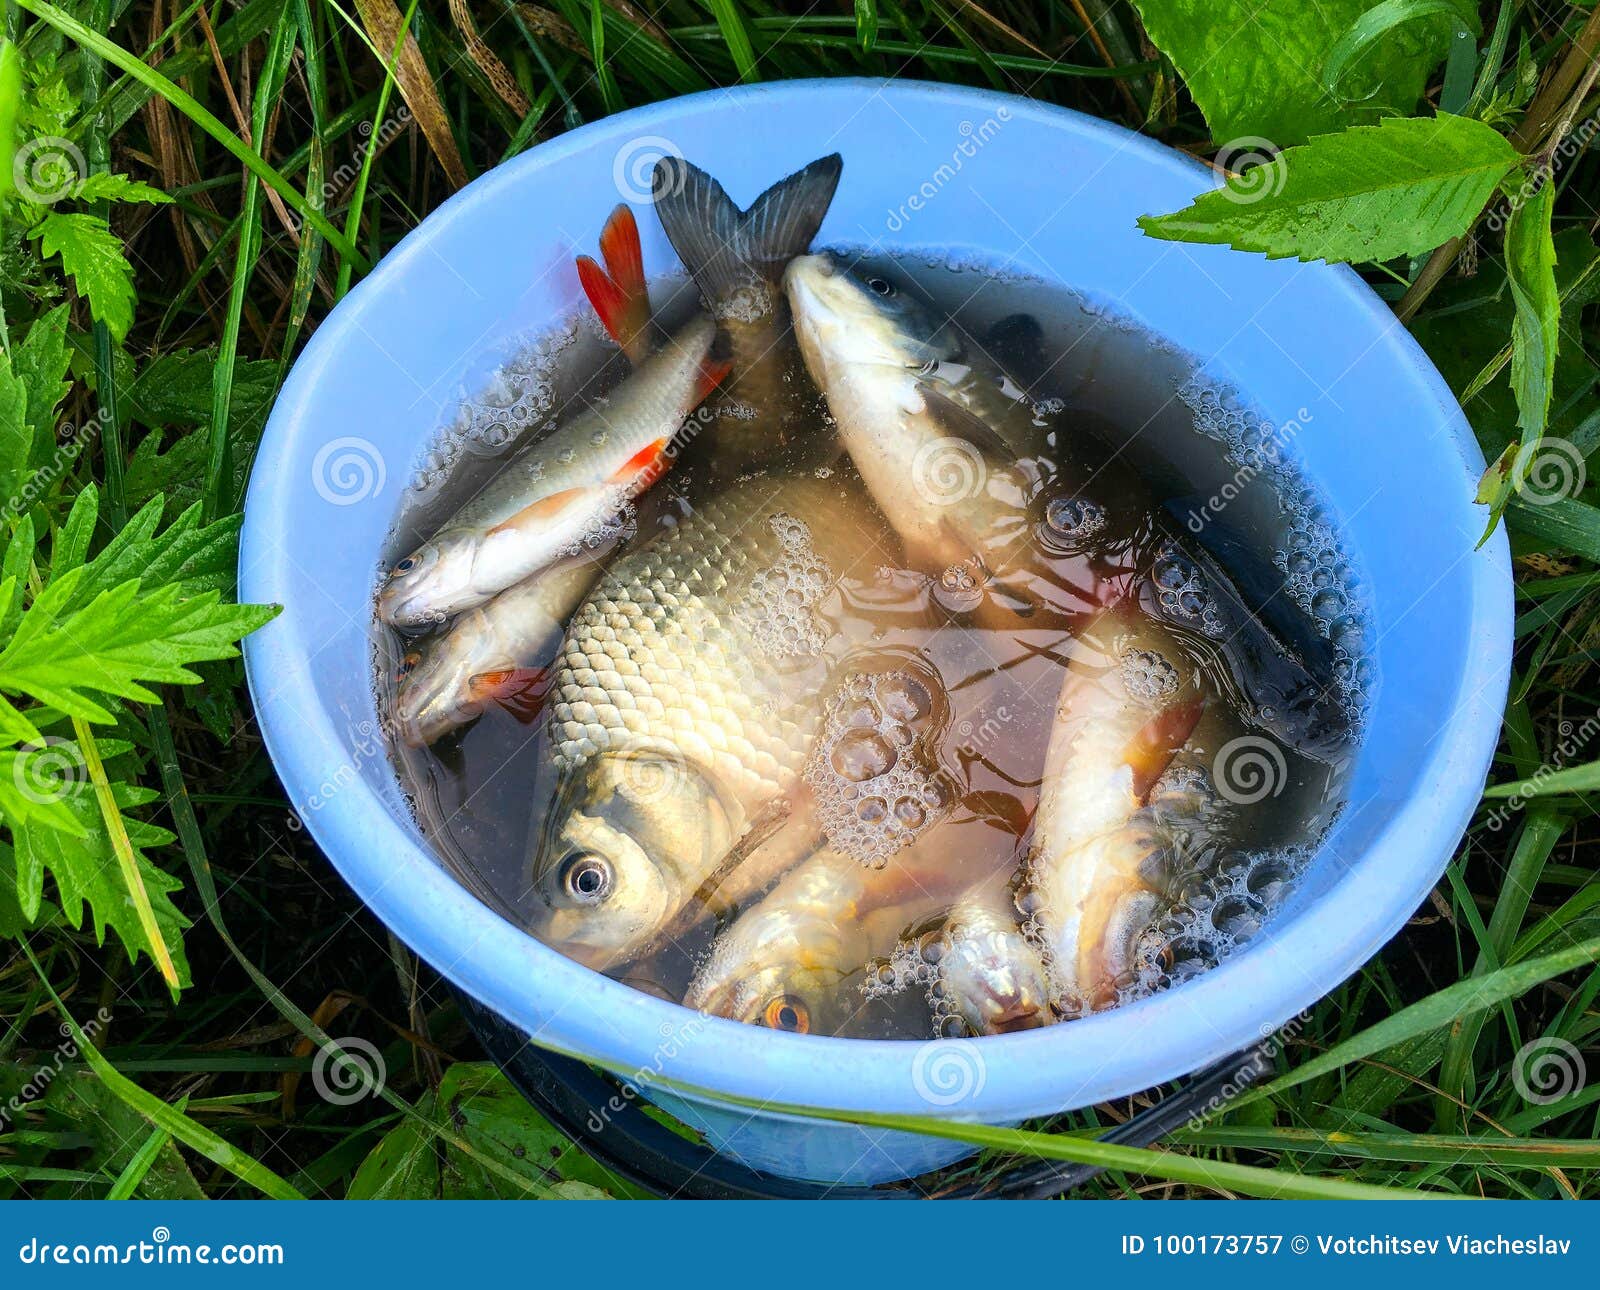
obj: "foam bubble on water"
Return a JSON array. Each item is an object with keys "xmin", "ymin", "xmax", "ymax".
[
  {"xmin": 1177, "ymin": 374, "xmax": 1373, "ymax": 719},
  {"xmin": 804, "ymin": 664, "xmax": 951, "ymax": 866},
  {"xmin": 735, "ymin": 512, "xmax": 831, "ymax": 659}
]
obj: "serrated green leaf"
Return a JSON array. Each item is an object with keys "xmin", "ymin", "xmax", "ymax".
[
  {"xmin": 1131, "ymin": 0, "xmax": 1460, "ymax": 146},
  {"xmin": 71, "ymin": 172, "xmax": 171, "ymax": 204},
  {"xmin": 11, "ymin": 782, "xmax": 191, "ymax": 984},
  {"xmin": 26, "ymin": 211, "xmax": 137, "ymax": 341},
  {"xmin": 0, "ymin": 578, "xmax": 276, "ymax": 722},
  {"xmin": 1138, "ymin": 114, "xmax": 1521, "ymax": 264},
  {"xmin": 0, "ymin": 342, "xmax": 27, "ymax": 518},
  {"xmin": 13, "ymin": 304, "xmax": 71, "ymax": 464}
]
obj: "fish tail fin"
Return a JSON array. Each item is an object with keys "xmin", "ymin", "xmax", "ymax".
[
  {"xmin": 653, "ymin": 153, "xmax": 842, "ymax": 303},
  {"xmin": 576, "ymin": 205, "xmax": 652, "ymax": 365}
]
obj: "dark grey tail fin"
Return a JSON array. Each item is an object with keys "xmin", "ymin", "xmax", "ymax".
[{"xmin": 652, "ymin": 153, "xmax": 842, "ymax": 304}]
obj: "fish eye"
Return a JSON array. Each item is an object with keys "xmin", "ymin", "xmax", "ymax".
[
  {"xmin": 395, "ymin": 651, "xmax": 421, "ymax": 681},
  {"xmin": 762, "ymin": 994, "xmax": 810, "ymax": 1034},
  {"xmin": 866, "ymin": 276, "xmax": 895, "ymax": 297},
  {"xmin": 391, "ymin": 555, "xmax": 418, "ymax": 578},
  {"xmin": 560, "ymin": 851, "xmax": 613, "ymax": 905}
]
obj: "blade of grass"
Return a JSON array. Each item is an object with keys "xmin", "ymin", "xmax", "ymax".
[
  {"xmin": 21, "ymin": 945, "xmax": 303, "ymax": 1199},
  {"xmin": 15, "ymin": 0, "xmax": 363, "ymax": 265}
]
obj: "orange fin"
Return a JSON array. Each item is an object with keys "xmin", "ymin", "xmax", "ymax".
[
  {"xmin": 469, "ymin": 667, "xmax": 553, "ymax": 724},
  {"xmin": 608, "ymin": 437, "xmax": 672, "ymax": 490},
  {"xmin": 577, "ymin": 206, "xmax": 651, "ymax": 365},
  {"xmin": 485, "ymin": 487, "xmax": 591, "ymax": 537},
  {"xmin": 1125, "ymin": 697, "xmax": 1205, "ymax": 802},
  {"xmin": 694, "ymin": 355, "xmax": 733, "ymax": 403}
]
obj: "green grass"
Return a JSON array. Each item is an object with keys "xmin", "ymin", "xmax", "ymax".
[{"xmin": 1, "ymin": 0, "xmax": 1598, "ymax": 1199}]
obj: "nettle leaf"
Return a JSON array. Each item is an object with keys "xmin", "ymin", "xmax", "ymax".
[
  {"xmin": 71, "ymin": 172, "xmax": 171, "ymax": 205},
  {"xmin": 14, "ymin": 304, "xmax": 71, "ymax": 461},
  {"xmin": 1138, "ymin": 114, "xmax": 1520, "ymax": 263},
  {"xmin": 1131, "ymin": 0, "xmax": 1463, "ymax": 146},
  {"xmin": 0, "ymin": 577, "xmax": 275, "ymax": 722},
  {"xmin": 26, "ymin": 211, "xmax": 137, "ymax": 341},
  {"xmin": 10, "ymin": 781, "xmax": 192, "ymax": 986},
  {"xmin": 0, "ymin": 341, "xmax": 27, "ymax": 513},
  {"xmin": 1505, "ymin": 179, "xmax": 1560, "ymax": 440}
]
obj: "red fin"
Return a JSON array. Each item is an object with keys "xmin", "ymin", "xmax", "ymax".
[
  {"xmin": 1125, "ymin": 697, "xmax": 1205, "ymax": 801},
  {"xmin": 608, "ymin": 437, "xmax": 672, "ymax": 490},
  {"xmin": 694, "ymin": 355, "xmax": 733, "ymax": 403},
  {"xmin": 576, "ymin": 206, "xmax": 651, "ymax": 365},
  {"xmin": 469, "ymin": 668, "xmax": 553, "ymax": 724},
  {"xmin": 485, "ymin": 487, "xmax": 590, "ymax": 537}
]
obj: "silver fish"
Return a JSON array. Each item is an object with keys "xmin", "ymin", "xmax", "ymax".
[
  {"xmin": 924, "ymin": 876, "xmax": 1053, "ymax": 1036},
  {"xmin": 1028, "ymin": 609, "xmax": 1214, "ymax": 1014},
  {"xmin": 389, "ymin": 553, "xmax": 602, "ymax": 747},
  {"xmin": 378, "ymin": 314, "xmax": 723, "ymax": 629},
  {"xmin": 785, "ymin": 251, "xmax": 1349, "ymax": 760}
]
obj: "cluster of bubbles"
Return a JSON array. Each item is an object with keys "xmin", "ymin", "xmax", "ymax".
[
  {"xmin": 1178, "ymin": 376, "xmax": 1371, "ymax": 714},
  {"xmin": 1040, "ymin": 493, "xmax": 1107, "ymax": 554},
  {"xmin": 407, "ymin": 328, "xmax": 578, "ymax": 499},
  {"xmin": 1150, "ymin": 542, "xmax": 1225, "ymax": 636},
  {"xmin": 803, "ymin": 664, "xmax": 952, "ymax": 866},
  {"xmin": 1119, "ymin": 842, "xmax": 1311, "ymax": 1009},
  {"xmin": 735, "ymin": 512, "xmax": 832, "ymax": 658}
]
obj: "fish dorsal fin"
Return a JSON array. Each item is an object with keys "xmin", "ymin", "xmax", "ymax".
[
  {"xmin": 576, "ymin": 205, "xmax": 652, "ymax": 365},
  {"xmin": 1124, "ymin": 697, "xmax": 1205, "ymax": 802},
  {"xmin": 652, "ymin": 153, "xmax": 843, "ymax": 303}
]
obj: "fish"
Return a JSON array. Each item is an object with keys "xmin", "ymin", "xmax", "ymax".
[
  {"xmin": 685, "ymin": 840, "xmax": 967, "ymax": 1034},
  {"xmin": 526, "ymin": 475, "xmax": 891, "ymax": 970},
  {"xmin": 387, "ymin": 208, "xmax": 685, "ymax": 744},
  {"xmin": 920, "ymin": 875, "xmax": 1053, "ymax": 1036},
  {"xmin": 389, "ymin": 552, "xmax": 601, "ymax": 747},
  {"xmin": 378, "ymin": 210, "xmax": 729, "ymax": 629},
  {"xmin": 784, "ymin": 250, "xmax": 1350, "ymax": 761},
  {"xmin": 1026, "ymin": 608, "xmax": 1217, "ymax": 1015},
  {"xmin": 652, "ymin": 153, "xmax": 842, "ymax": 462}
]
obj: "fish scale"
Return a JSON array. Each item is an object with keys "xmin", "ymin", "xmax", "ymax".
[{"xmin": 548, "ymin": 476, "xmax": 871, "ymax": 823}]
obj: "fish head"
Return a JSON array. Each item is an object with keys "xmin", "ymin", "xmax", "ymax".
[
  {"xmin": 687, "ymin": 947, "xmax": 847, "ymax": 1037},
  {"xmin": 390, "ymin": 616, "xmax": 504, "ymax": 747},
  {"xmin": 935, "ymin": 914, "xmax": 1052, "ymax": 1035},
  {"xmin": 530, "ymin": 751, "xmax": 734, "ymax": 970},
  {"xmin": 378, "ymin": 534, "xmax": 478, "ymax": 629},
  {"xmin": 784, "ymin": 252, "xmax": 955, "ymax": 380}
]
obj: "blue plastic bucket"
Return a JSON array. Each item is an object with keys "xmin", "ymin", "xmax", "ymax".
[{"xmin": 240, "ymin": 79, "xmax": 1512, "ymax": 1185}]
